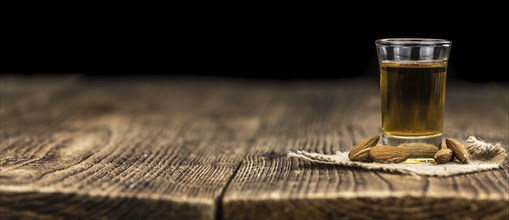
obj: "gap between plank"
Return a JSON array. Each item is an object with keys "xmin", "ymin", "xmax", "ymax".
[
  {"xmin": 215, "ymin": 84, "xmax": 278, "ymax": 220},
  {"xmin": 215, "ymin": 160, "xmax": 244, "ymax": 220}
]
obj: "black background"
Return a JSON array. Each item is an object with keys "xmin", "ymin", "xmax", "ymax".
[{"xmin": 1, "ymin": 8, "xmax": 506, "ymax": 82}]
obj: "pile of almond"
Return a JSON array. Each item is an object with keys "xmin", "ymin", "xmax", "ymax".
[{"xmin": 348, "ymin": 136, "xmax": 470, "ymax": 164}]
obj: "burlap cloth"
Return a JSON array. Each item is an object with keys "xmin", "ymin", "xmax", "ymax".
[{"xmin": 288, "ymin": 136, "xmax": 506, "ymax": 176}]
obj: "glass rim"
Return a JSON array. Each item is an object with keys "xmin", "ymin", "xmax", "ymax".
[{"xmin": 376, "ymin": 38, "xmax": 451, "ymax": 45}]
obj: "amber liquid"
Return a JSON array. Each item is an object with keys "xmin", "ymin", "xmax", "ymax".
[{"xmin": 380, "ymin": 61, "xmax": 447, "ymax": 137}]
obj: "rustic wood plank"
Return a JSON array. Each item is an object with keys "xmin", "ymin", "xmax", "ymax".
[
  {"xmin": 2, "ymin": 77, "xmax": 508, "ymax": 219},
  {"xmin": 223, "ymin": 80, "xmax": 509, "ymax": 220},
  {"xmin": 0, "ymin": 77, "xmax": 274, "ymax": 219}
]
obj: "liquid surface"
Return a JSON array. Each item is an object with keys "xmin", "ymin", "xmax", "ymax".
[{"xmin": 380, "ymin": 61, "xmax": 447, "ymax": 136}]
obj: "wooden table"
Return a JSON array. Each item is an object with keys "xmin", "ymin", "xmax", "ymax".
[{"xmin": 1, "ymin": 76, "xmax": 508, "ymax": 220}]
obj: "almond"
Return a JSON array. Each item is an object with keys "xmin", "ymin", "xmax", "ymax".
[
  {"xmin": 349, "ymin": 148, "xmax": 372, "ymax": 162},
  {"xmin": 434, "ymin": 143, "xmax": 452, "ymax": 164},
  {"xmin": 446, "ymin": 138, "xmax": 469, "ymax": 164},
  {"xmin": 369, "ymin": 145, "xmax": 411, "ymax": 163},
  {"xmin": 348, "ymin": 136, "xmax": 380, "ymax": 162},
  {"xmin": 398, "ymin": 143, "xmax": 439, "ymax": 158}
]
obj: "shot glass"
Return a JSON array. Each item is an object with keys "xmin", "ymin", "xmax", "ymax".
[{"xmin": 375, "ymin": 38, "xmax": 451, "ymax": 147}]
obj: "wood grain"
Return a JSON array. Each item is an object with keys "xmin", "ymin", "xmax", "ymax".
[
  {"xmin": 1, "ymin": 77, "xmax": 508, "ymax": 219},
  {"xmin": 222, "ymin": 80, "xmax": 509, "ymax": 220},
  {"xmin": 0, "ymin": 77, "xmax": 274, "ymax": 219}
]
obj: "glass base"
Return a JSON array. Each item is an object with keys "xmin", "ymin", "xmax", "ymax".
[{"xmin": 382, "ymin": 133, "xmax": 442, "ymax": 147}]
